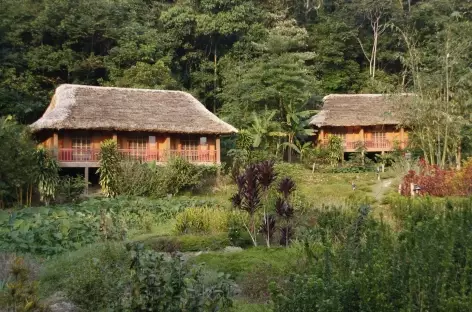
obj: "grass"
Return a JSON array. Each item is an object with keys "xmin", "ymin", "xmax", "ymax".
[
  {"xmin": 135, "ymin": 233, "xmax": 231, "ymax": 252},
  {"xmin": 192, "ymin": 247, "xmax": 297, "ymax": 279},
  {"xmin": 232, "ymin": 300, "xmax": 273, "ymax": 312},
  {"xmin": 275, "ymin": 163, "xmax": 378, "ymax": 206}
]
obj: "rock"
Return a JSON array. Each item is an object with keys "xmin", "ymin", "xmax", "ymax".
[
  {"xmin": 223, "ymin": 246, "xmax": 243, "ymax": 253},
  {"xmin": 43, "ymin": 292, "xmax": 79, "ymax": 312}
]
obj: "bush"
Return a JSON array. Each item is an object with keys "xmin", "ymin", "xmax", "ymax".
[
  {"xmin": 40, "ymin": 243, "xmax": 128, "ymax": 310},
  {"xmin": 400, "ymin": 158, "xmax": 472, "ymax": 197},
  {"xmin": 41, "ymin": 243, "xmax": 233, "ymax": 311},
  {"xmin": 118, "ymin": 244, "xmax": 233, "ymax": 311},
  {"xmin": 56, "ymin": 175, "xmax": 87, "ymax": 203},
  {"xmin": 174, "ymin": 206, "xmax": 248, "ymax": 235},
  {"xmin": 142, "ymin": 233, "xmax": 230, "ymax": 252},
  {"xmin": 0, "ymin": 256, "xmax": 45, "ymax": 311},
  {"xmin": 101, "ymin": 156, "xmax": 218, "ymax": 198},
  {"xmin": 117, "ymin": 161, "xmax": 156, "ymax": 196},
  {"xmin": 270, "ymin": 201, "xmax": 472, "ymax": 311}
]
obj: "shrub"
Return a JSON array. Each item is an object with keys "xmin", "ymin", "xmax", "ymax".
[
  {"xmin": 271, "ymin": 201, "xmax": 472, "ymax": 311},
  {"xmin": 142, "ymin": 234, "xmax": 230, "ymax": 252},
  {"xmin": 0, "ymin": 256, "xmax": 45, "ymax": 312},
  {"xmin": 34, "ymin": 147, "xmax": 60, "ymax": 205},
  {"xmin": 159, "ymin": 157, "xmax": 217, "ymax": 196},
  {"xmin": 101, "ymin": 156, "xmax": 217, "ymax": 198},
  {"xmin": 42, "ymin": 243, "xmax": 234, "ymax": 311},
  {"xmin": 118, "ymin": 244, "xmax": 233, "ymax": 311},
  {"xmin": 40, "ymin": 243, "xmax": 128, "ymax": 310},
  {"xmin": 400, "ymin": 158, "xmax": 472, "ymax": 197},
  {"xmin": 0, "ymin": 116, "xmax": 37, "ymax": 208},
  {"xmin": 117, "ymin": 161, "xmax": 155, "ymax": 196},
  {"xmin": 174, "ymin": 206, "xmax": 248, "ymax": 235},
  {"xmin": 56, "ymin": 175, "xmax": 87, "ymax": 203},
  {"xmin": 97, "ymin": 139, "xmax": 122, "ymax": 197}
]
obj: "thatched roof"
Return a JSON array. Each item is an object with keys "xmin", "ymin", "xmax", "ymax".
[
  {"xmin": 31, "ymin": 84, "xmax": 237, "ymax": 134},
  {"xmin": 309, "ymin": 94, "xmax": 411, "ymax": 127}
]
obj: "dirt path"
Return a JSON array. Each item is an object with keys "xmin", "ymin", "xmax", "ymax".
[{"xmin": 371, "ymin": 178, "xmax": 394, "ymax": 202}]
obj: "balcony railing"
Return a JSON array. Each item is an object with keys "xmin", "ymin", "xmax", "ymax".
[
  {"xmin": 51, "ymin": 148, "xmax": 217, "ymax": 164},
  {"xmin": 320, "ymin": 140, "xmax": 399, "ymax": 151}
]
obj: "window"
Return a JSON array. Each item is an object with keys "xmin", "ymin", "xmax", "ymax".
[
  {"xmin": 200, "ymin": 137, "xmax": 208, "ymax": 145},
  {"xmin": 72, "ymin": 137, "xmax": 91, "ymax": 149},
  {"xmin": 128, "ymin": 137, "xmax": 148, "ymax": 158},
  {"xmin": 72, "ymin": 136, "xmax": 91, "ymax": 161},
  {"xmin": 373, "ymin": 131, "xmax": 386, "ymax": 142},
  {"xmin": 331, "ymin": 133, "xmax": 346, "ymax": 141},
  {"xmin": 181, "ymin": 139, "xmax": 199, "ymax": 151}
]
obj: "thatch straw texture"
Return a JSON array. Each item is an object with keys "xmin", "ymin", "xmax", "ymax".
[
  {"xmin": 309, "ymin": 94, "xmax": 411, "ymax": 127},
  {"xmin": 31, "ymin": 84, "xmax": 237, "ymax": 134}
]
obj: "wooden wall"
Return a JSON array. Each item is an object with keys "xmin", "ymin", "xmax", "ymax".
[
  {"xmin": 318, "ymin": 126, "xmax": 405, "ymax": 142},
  {"xmin": 40, "ymin": 130, "xmax": 218, "ymax": 152}
]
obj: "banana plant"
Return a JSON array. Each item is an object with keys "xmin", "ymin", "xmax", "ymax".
[
  {"xmin": 281, "ymin": 102, "xmax": 317, "ymax": 162},
  {"xmin": 247, "ymin": 110, "xmax": 283, "ymax": 149}
]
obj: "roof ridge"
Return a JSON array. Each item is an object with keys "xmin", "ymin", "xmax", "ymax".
[
  {"xmin": 323, "ymin": 93, "xmax": 414, "ymax": 100},
  {"xmin": 58, "ymin": 83, "xmax": 188, "ymax": 94}
]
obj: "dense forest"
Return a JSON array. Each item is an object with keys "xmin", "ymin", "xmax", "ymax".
[
  {"xmin": 2, "ymin": 0, "xmax": 472, "ymax": 168},
  {"xmin": 0, "ymin": 0, "xmax": 470, "ymax": 123}
]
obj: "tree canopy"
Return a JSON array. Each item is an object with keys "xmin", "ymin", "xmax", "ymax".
[{"xmin": 1, "ymin": 0, "xmax": 471, "ymax": 156}]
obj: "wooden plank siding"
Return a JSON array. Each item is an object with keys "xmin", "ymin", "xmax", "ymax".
[
  {"xmin": 317, "ymin": 126, "xmax": 408, "ymax": 153},
  {"xmin": 38, "ymin": 130, "xmax": 220, "ymax": 167}
]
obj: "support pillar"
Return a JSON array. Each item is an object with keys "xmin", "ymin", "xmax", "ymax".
[
  {"xmin": 112, "ymin": 133, "xmax": 117, "ymax": 142},
  {"xmin": 359, "ymin": 128, "xmax": 365, "ymax": 144},
  {"xmin": 53, "ymin": 131, "xmax": 59, "ymax": 157},
  {"xmin": 400, "ymin": 127, "xmax": 405, "ymax": 149},
  {"xmin": 319, "ymin": 128, "xmax": 324, "ymax": 145},
  {"xmin": 359, "ymin": 128, "xmax": 365, "ymax": 164},
  {"xmin": 216, "ymin": 136, "xmax": 221, "ymax": 164},
  {"xmin": 84, "ymin": 167, "xmax": 89, "ymax": 195},
  {"xmin": 164, "ymin": 136, "xmax": 171, "ymax": 160}
]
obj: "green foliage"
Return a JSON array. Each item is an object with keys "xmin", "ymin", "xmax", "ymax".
[
  {"xmin": 119, "ymin": 244, "xmax": 233, "ymax": 311},
  {"xmin": 160, "ymin": 157, "xmax": 214, "ymax": 196},
  {"xmin": 174, "ymin": 206, "xmax": 248, "ymax": 235},
  {"xmin": 97, "ymin": 139, "xmax": 121, "ymax": 198},
  {"xmin": 0, "ymin": 197, "xmax": 219, "ymax": 255},
  {"xmin": 116, "ymin": 161, "xmax": 157, "ymax": 196},
  {"xmin": 42, "ymin": 242, "xmax": 233, "ymax": 311},
  {"xmin": 0, "ymin": 117, "xmax": 37, "ymax": 207},
  {"xmin": 114, "ymin": 157, "xmax": 216, "ymax": 198},
  {"xmin": 142, "ymin": 233, "xmax": 230, "ymax": 253},
  {"xmin": 56, "ymin": 175, "xmax": 87, "ymax": 203},
  {"xmin": 34, "ymin": 147, "xmax": 59, "ymax": 205},
  {"xmin": 0, "ymin": 256, "xmax": 46, "ymax": 312},
  {"xmin": 271, "ymin": 199, "xmax": 472, "ymax": 311},
  {"xmin": 326, "ymin": 136, "xmax": 344, "ymax": 167},
  {"xmin": 40, "ymin": 243, "xmax": 129, "ymax": 310},
  {"xmin": 193, "ymin": 248, "xmax": 297, "ymax": 280}
]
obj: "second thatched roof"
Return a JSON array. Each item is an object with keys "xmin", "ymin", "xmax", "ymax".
[
  {"xmin": 31, "ymin": 84, "xmax": 237, "ymax": 134},
  {"xmin": 309, "ymin": 94, "xmax": 411, "ymax": 127}
]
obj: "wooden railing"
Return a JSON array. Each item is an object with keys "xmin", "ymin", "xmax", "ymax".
[
  {"xmin": 320, "ymin": 140, "xmax": 400, "ymax": 151},
  {"xmin": 51, "ymin": 148, "xmax": 217, "ymax": 163},
  {"xmin": 56, "ymin": 148, "xmax": 100, "ymax": 162}
]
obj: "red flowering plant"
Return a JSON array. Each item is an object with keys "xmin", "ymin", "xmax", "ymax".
[
  {"xmin": 401, "ymin": 159, "xmax": 454, "ymax": 197},
  {"xmin": 450, "ymin": 159, "xmax": 472, "ymax": 196}
]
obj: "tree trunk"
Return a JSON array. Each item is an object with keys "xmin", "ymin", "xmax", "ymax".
[
  {"xmin": 456, "ymin": 145, "xmax": 462, "ymax": 170},
  {"xmin": 287, "ymin": 134, "xmax": 293, "ymax": 163}
]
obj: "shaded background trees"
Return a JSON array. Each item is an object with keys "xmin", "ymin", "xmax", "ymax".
[{"xmin": 1, "ymin": 0, "xmax": 472, "ymax": 162}]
